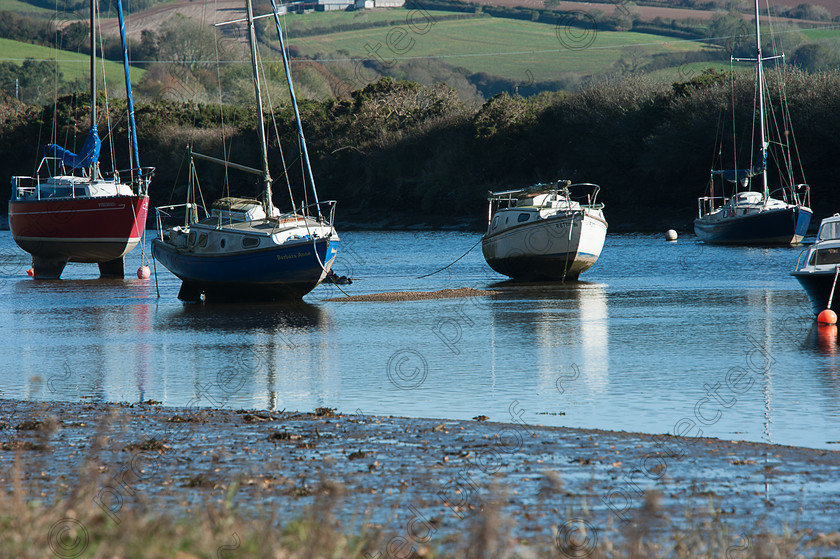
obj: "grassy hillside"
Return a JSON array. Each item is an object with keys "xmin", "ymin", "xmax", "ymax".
[
  {"xmin": 282, "ymin": 14, "xmax": 717, "ymax": 82},
  {"xmin": 0, "ymin": 37, "xmax": 146, "ymax": 87},
  {"xmin": 0, "ymin": 0, "xmax": 51, "ymax": 13}
]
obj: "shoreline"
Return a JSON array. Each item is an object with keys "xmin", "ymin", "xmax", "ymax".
[{"xmin": 2, "ymin": 398, "xmax": 838, "ymax": 556}]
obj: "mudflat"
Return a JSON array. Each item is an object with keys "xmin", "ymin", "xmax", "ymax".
[{"xmin": 1, "ymin": 398, "xmax": 838, "ymax": 556}]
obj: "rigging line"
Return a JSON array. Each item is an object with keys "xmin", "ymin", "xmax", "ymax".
[
  {"xmin": 263, "ymin": 70, "xmax": 298, "ymax": 212},
  {"xmin": 729, "ymin": 56, "xmax": 737, "ymax": 190},
  {"xmin": 269, "ymin": 17, "xmax": 301, "ymax": 213},
  {"xmin": 96, "ymin": 7, "xmax": 117, "ymax": 175},
  {"xmin": 167, "ymin": 146, "xmax": 189, "ymax": 206},
  {"xmin": 254, "ymin": 42, "xmax": 288, "ymax": 210},
  {"xmin": 417, "ymin": 236, "xmax": 483, "ymax": 279},
  {"xmin": 194, "ymin": 158, "xmax": 210, "ymax": 218},
  {"xmin": 767, "ymin": 71, "xmax": 795, "ymax": 186},
  {"xmin": 212, "ymin": 0, "xmax": 232, "ymax": 201}
]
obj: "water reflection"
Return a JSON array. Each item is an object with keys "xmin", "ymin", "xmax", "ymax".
[
  {"xmin": 487, "ymin": 282, "xmax": 609, "ymax": 399},
  {"xmin": 153, "ymin": 301, "xmax": 336, "ymax": 411},
  {"xmin": 4, "ymin": 230, "xmax": 840, "ymax": 449},
  {"xmin": 155, "ymin": 300, "xmax": 326, "ymax": 333}
]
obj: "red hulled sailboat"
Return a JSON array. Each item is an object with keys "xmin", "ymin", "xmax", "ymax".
[{"xmin": 8, "ymin": 0, "xmax": 152, "ymax": 279}]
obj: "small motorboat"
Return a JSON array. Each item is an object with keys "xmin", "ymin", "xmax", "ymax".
[
  {"xmin": 481, "ymin": 180, "xmax": 607, "ymax": 281},
  {"xmin": 791, "ymin": 214, "xmax": 840, "ymax": 315}
]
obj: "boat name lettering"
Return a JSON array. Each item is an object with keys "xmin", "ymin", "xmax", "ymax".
[{"xmin": 277, "ymin": 251, "xmax": 311, "ymax": 261}]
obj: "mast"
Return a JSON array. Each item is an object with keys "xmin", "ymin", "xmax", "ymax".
[
  {"xmin": 89, "ymin": 0, "xmax": 99, "ymax": 179},
  {"xmin": 754, "ymin": 0, "xmax": 769, "ymax": 200},
  {"xmin": 269, "ymin": 0, "xmax": 322, "ymax": 218},
  {"xmin": 117, "ymin": 0, "xmax": 142, "ymax": 190},
  {"xmin": 245, "ymin": 0, "xmax": 274, "ymax": 214}
]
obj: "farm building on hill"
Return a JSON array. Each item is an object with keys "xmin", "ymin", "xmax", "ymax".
[
  {"xmin": 283, "ymin": 0, "xmax": 404, "ymax": 11},
  {"xmin": 354, "ymin": 0, "xmax": 405, "ymax": 7},
  {"xmin": 278, "ymin": 0, "xmax": 405, "ymax": 10}
]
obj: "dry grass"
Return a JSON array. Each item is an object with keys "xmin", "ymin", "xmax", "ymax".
[{"xmin": 0, "ymin": 455, "xmax": 818, "ymax": 559}]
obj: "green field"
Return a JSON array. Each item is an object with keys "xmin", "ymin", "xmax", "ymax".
[
  {"xmin": 799, "ymin": 27, "xmax": 840, "ymax": 40},
  {"xmin": 282, "ymin": 13, "xmax": 720, "ymax": 82},
  {"xmin": 0, "ymin": 37, "xmax": 145, "ymax": 88},
  {"xmin": 0, "ymin": 0, "xmax": 53, "ymax": 14}
]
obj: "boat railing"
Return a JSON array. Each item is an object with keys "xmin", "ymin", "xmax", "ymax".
[
  {"xmin": 697, "ymin": 196, "xmax": 729, "ymax": 217},
  {"xmin": 567, "ymin": 182, "xmax": 603, "ymax": 208},
  {"xmin": 12, "ymin": 157, "xmax": 69, "ymax": 199},
  {"xmin": 273, "ymin": 200, "xmax": 337, "ymax": 234},
  {"xmin": 488, "ymin": 181, "xmax": 603, "ymax": 214},
  {"xmin": 10, "ymin": 176, "xmax": 38, "ymax": 200},
  {"xmin": 154, "ymin": 203, "xmax": 208, "ymax": 237},
  {"xmin": 108, "ymin": 166, "xmax": 156, "ymax": 196},
  {"xmin": 769, "ymin": 184, "xmax": 809, "ymax": 207}
]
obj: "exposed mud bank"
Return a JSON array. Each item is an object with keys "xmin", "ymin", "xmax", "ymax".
[{"xmin": 1, "ymin": 399, "xmax": 838, "ymax": 554}]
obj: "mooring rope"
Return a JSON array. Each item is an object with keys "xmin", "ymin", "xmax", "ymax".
[{"xmin": 417, "ymin": 236, "xmax": 483, "ymax": 279}]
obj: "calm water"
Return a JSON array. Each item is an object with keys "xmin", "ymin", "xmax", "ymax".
[{"xmin": 1, "ymin": 230, "xmax": 838, "ymax": 449}]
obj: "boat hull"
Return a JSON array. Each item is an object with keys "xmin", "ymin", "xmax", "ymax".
[
  {"xmin": 482, "ymin": 212, "xmax": 607, "ymax": 281},
  {"xmin": 694, "ymin": 205, "xmax": 811, "ymax": 245},
  {"xmin": 152, "ymin": 235, "xmax": 339, "ymax": 301},
  {"xmin": 792, "ymin": 270, "xmax": 840, "ymax": 315},
  {"xmin": 8, "ymin": 195, "xmax": 149, "ymax": 278}
]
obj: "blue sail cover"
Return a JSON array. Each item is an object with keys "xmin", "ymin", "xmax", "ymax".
[
  {"xmin": 712, "ymin": 150, "xmax": 766, "ymax": 183},
  {"xmin": 45, "ymin": 126, "xmax": 101, "ymax": 169}
]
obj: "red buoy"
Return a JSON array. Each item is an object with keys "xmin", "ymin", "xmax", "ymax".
[
  {"xmin": 818, "ymin": 309, "xmax": 838, "ymax": 325},
  {"xmin": 137, "ymin": 265, "xmax": 151, "ymax": 280},
  {"xmin": 26, "ymin": 268, "xmax": 34, "ymax": 277}
]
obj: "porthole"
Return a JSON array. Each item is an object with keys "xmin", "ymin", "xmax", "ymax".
[
  {"xmin": 518, "ymin": 213, "xmax": 530, "ymax": 223},
  {"xmin": 198, "ymin": 234, "xmax": 208, "ymax": 248},
  {"xmin": 242, "ymin": 237, "xmax": 260, "ymax": 248},
  {"xmin": 220, "ymin": 238, "xmax": 226, "ymax": 249}
]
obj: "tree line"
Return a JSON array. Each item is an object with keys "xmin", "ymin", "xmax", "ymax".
[{"xmin": 2, "ymin": 71, "xmax": 840, "ymax": 231}]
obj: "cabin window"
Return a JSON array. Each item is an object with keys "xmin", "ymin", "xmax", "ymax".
[
  {"xmin": 810, "ymin": 248, "xmax": 840, "ymax": 266},
  {"xmin": 45, "ymin": 187, "xmax": 72, "ymax": 198},
  {"xmin": 74, "ymin": 187, "xmax": 86, "ymax": 197},
  {"xmin": 242, "ymin": 237, "xmax": 260, "ymax": 248},
  {"xmin": 518, "ymin": 213, "xmax": 530, "ymax": 223},
  {"xmin": 188, "ymin": 231, "xmax": 196, "ymax": 246},
  {"xmin": 492, "ymin": 216, "xmax": 499, "ymax": 230},
  {"xmin": 198, "ymin": 234, "xmax": 208, "ymax": 248},
  {"xmin": 819, "ymin": 222, "xmax": 840, "ymax": 241}
]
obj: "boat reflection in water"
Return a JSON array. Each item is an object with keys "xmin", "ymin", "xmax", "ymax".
[
  {"xmin": 155, "ymin": 302, "xmax": 334, "ymax": 411},
  {"xmin": 486, "ymin": 281, "xmax": 609, "ymax": 402}
]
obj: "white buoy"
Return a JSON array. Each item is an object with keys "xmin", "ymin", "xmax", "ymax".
[{"xmin": 665, "ymin": 229, "xmax": 678, "ymax": 242}]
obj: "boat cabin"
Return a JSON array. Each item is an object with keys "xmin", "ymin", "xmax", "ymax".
[
  {"xmin": 210, "ymin": 197, "xmax": 272, "ymax": 222},
  {"xmin": 818, "ymin": 214, "xmax": 840, "ymax": 241},
  {"xmin": 11, "ymin": 174, "xmax": 134, "ymax": 201}
]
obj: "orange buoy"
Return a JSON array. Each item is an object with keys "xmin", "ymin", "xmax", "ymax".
[
  {"xmin": 26, "ymin": 268, "xmax": 34, "ymax": 277},
  {"xmin": 137, "ymin": 265, "xmax": 151, "ymax": 280},
  {"xmin": 818, "ymin": 309, "xmax": 838, "ymax": 325}
]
